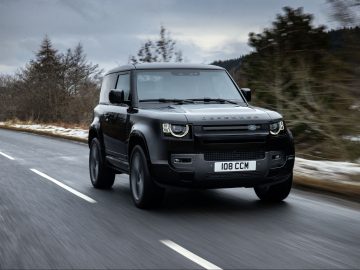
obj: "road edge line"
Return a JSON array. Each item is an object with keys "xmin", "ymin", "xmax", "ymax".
[
  {"xmin": 0, "ymin": 151, "xmax": 15, "ymax": 160},
  {"xmin": 30, "ymin": 168, "xmax": 97, "ymax": 204}
]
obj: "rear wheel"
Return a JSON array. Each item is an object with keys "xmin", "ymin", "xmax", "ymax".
[
  {"xmin": 254, "ymin": 174, "xmax": 292, "ymax": 202},
  {"xmin": 89, "ymin": 138, "xmax": 115, "ymax": 189},
  {"xmin": 130, "ymin": 145, "xmax": 165, "ymax": 209}
]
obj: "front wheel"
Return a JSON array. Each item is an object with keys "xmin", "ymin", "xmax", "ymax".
[
  {"xmin": 130, "ymin": 145, "xmax": 165, "ymax": 209},
  {"xmin": 254, "ymin": 174, "xmax": 292, "ymax": 202},
  {"xmin": 89, "ymin": 138, "xmax": 115, "ymax": 189}
]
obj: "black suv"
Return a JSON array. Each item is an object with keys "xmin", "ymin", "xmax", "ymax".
[{"xmin": 88, "ymin": 63, "xmax": 295, "ymax": 208}]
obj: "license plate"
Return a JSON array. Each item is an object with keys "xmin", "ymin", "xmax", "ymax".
[{"xmin": 214, "ymin": 161, "xmax": 256, "ymax": 172}]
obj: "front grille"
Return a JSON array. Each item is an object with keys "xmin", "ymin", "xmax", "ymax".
[
  {"xmin": 203, "ymin": 151, "xmax": 265, "ymax": 161},
  {"xmin": 202, "ymin": 124, "xmax": 267, "ymax": 132}
]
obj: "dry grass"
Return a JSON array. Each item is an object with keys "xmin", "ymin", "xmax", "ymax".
[
  {"xmin": 3, "ymin": 118, "xmax": 89, "ymax": 129},
  {"xmin": 294, "ymin": 174, "xmax": 360, "ymax": 200}
]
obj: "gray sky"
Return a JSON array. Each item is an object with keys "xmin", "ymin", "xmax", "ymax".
[{"xmin": 0, "ymin": 0, "xmax": 334, "ymax": 74}]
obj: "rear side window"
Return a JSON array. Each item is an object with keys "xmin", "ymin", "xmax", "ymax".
[
  {"xmin": 99, "ymin": 73, "xmax": 118, "ymax": 104},
  {"xmin": 115, "ymin": 73, "xmax": 130, "ymax": 101}
]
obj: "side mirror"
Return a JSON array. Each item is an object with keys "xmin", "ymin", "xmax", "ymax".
[
  {"xmin": 109, "ymin": 90, "xmax": 129, "ymax": 105},
  {"xmin": 241, "ymin": 88, "xmax": 251, "ymax": 102}
]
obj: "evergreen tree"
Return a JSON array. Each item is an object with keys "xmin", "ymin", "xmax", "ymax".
[
  {"xmin": 242, "ymin": 7, "xmax": 357, "ymax": 159},
  {"xmin": 22, "ymin": 36, "xmax": 64, "ymax": 121}
]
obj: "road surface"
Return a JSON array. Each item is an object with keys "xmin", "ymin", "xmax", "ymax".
[{"xmin": 0, "ymin": 128, "xmax": 359, "ymax": 269}]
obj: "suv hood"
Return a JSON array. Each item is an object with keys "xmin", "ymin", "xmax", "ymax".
[{"xmin": 148, "ymin": 104, "xmax": 282, "ymax": 124}]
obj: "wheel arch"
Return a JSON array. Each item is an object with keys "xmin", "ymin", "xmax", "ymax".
[
  {"xmin": 88, "ymin": 125, "xmax": 105, "ymax": 149},
  {"xmin": 128, "ymin": 131, "xmax": 151, "ymax": 163}
]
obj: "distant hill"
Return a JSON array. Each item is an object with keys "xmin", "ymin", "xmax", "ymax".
[
  {"xmin": 211, "ymin": 27, "xmax": 360, "ymax": 74},
  {"xmin": 328, "ymin": 26, "xmax": 360, "ymax": 51},
  {"xmin": 211, "ymin": 57, "xmax": 244, "ymax": 73}
]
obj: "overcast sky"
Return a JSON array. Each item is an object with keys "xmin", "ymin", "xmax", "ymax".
[{"xmin": 0, "ymin": 0, "xmax": 334, "ymax": 74}]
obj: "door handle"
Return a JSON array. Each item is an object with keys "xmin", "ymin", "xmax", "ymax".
[
  {"xmin": 104, "ymin": 113, "xmax": 118, "ymax": 122},
  {"xmin": 104, "ymin": 114, "xmax": 111, "ymax": 122}
]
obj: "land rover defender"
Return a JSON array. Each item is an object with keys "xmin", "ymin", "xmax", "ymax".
[{"xmin": 88, "ymin": 63, "xmax": 295, "ymax": 208}]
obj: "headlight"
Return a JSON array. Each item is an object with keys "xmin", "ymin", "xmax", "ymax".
[
  {"xmin": 162, "ymin": 123, "xmax": 189, "ymax": 138},
  {"xmin": 270, "ymin": 121, "xmax": 285, "ymax": 135}
]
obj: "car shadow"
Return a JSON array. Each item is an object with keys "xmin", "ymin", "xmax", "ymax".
[
  {"xmin": 95, "ymin": 177, "xmax": 292, "ymax": 215},
  {"xmin": 158, "ymin": 188, "xmax": 290, "ymax": 214}
]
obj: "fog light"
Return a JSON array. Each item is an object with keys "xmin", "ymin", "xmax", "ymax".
[
  {"xmin": 173, "ymin": 157, "xmax": 192, "ymax": 163},
  {"xmin": 272, "ymin": 154, "xmax": 281, "ymax": 160}
]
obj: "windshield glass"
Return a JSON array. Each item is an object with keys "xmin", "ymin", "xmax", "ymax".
[{"xmin": 136, "ymin": 69, "xmax": 245, "ymax": 104}]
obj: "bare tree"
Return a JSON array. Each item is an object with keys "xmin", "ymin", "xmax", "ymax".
[
  {"xmin": 130, "ymin": 26, "xmax": 183, "ymax": 64},
  {"xmin": 62, "ymin": 43, "xmax": 102, "ymax": 96},
  {"xmin": 327, "ymin": 0, "xmax": 360, "ymax": 26}
]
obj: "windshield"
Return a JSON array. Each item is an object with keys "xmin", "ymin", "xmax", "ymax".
[{"xmin": 136, "ymin": 69, "xmax": 245, "ymax": 104}]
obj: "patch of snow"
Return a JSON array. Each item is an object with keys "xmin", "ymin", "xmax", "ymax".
[
  {"xmin": 0, "ymin": 122, "xmax": 88, "ymax": 139},
  {"xmin": 350, "ymin": 104, "xmax": 360, "ymax": 111},
  {"xmin": 343, "ymin": 135, "xmax": 360, "ymax": 142},
  {"xmin": 295, "ymin": 157, "xmax": 360, "ymax": 182}
]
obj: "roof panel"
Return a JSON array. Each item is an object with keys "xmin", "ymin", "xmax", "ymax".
[{"xmin": 105, "ymin": 63, "xmax": 223, "ymax": 75}]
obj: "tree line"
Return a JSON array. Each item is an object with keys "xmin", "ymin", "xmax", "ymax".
[
  {"xmin": 0, "ymin": 27, "xmax": 181, "ymax": 125},
  {"xmin": 0, "ymin": 4, "xmax": 359, "ymax": 161},
  {"xmin": 0, "ymin": 37, "xmax": 102, "ymax": 124}
]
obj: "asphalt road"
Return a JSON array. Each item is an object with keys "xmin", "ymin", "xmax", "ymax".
[{"xmin": 0, "ymin": 128, "xmax": 359, "ymax": 269}]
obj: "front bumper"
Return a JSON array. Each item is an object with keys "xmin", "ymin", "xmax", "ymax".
[{"xmin": 151, "ymin": 152, "xmax": 295, "ymax": 189}]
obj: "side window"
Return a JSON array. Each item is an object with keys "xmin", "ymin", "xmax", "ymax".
[
  {"xmin": 116, "ymin": 73, "xmax": 130, "ymax": 101},
  {"xmin": 99, "ymin": 73, "xmax": 117, "ymax": 104}
]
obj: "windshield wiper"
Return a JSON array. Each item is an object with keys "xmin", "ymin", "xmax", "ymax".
[
  {"xmin": 186, "ymin": 98, "xmax": 239, "ymax": 105},
  {"xmin": 139, "ymin": 98, "xmax": 195, "ymax": 104},
  {"xmin": 139, "ymin": 98, "xmax": 239, "ymax": 105}
]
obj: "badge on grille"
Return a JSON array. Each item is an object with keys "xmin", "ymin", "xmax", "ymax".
[{"xmin": 248, "ymin": 125, "xmax": 257, "ymax": 131}]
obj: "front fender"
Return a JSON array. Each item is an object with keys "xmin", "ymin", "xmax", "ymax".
[
  {"xmin": 88, "ymin": 113, "xmax": 104, "ymax": 148},
  {"xmin": 129, "ymin": 121, "xmax": 166, "ymax": 164}
]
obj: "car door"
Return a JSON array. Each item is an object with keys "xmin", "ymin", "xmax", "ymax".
[
  {"xmin": 108, "ymin": 72, "xmax": 131, "ymax": 162},
  {"xmin": 100, "ymin": 73, "xmax": 118, "ymax": 155}
]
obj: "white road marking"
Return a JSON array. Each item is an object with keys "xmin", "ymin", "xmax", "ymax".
[
  {"xmin": 160, "ymin": 240, "xmax": 222, "ymax": 270},
  {"xmin": 30, "ymin": 169, "xmax": 97, "ymax": 204},
  {"xmin": 0, "ymin": 151, "xmax": 15, "ymax": 160}
]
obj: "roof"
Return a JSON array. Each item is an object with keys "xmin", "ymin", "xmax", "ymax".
[{"xmin": 105, "ymin": 63, "xmax": 224, "ymax": 75}]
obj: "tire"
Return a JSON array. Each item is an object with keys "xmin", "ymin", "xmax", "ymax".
[
  {"xmin": 254, "ymin": 173, "xmax": 292, "ymax": 202},
  {"xmin": 130, "ymin": 145, "xmax": 165, "ymax": 209},
  {"xmin": 89, "ymin": 138, "xmax": 115, "ymax": 189}
]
